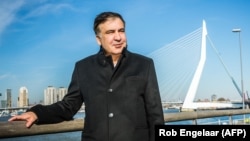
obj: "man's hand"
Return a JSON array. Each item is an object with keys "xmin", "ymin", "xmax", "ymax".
[{"xmin": 8, "ymin": 111, "xmax": 38, "ymax": 128}]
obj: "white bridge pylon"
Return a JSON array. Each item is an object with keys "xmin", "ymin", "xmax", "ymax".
[{"xmin": 181, "ymin": 20, "xmax": 237, "ymax": 111}]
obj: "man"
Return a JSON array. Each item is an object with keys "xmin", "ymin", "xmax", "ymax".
[{"xmin": 9, "ymin": 11, "xmax": 164, "ymax": 141}]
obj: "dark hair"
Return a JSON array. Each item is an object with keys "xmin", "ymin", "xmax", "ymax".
[{"xmin": 93, "ymin": 11, "xmax": 125, "ymax": 35}]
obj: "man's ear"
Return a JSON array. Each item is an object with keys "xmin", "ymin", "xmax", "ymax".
[{"xmin": 96, "ymin": 35, "xmax": 101, "ymax": 46}]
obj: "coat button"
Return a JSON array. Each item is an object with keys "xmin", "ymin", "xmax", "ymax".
[
  {"xmin": 102, "ymin": 60, "xmax": 106, "ymax": 65},
  {"xmin": 108, "ymin": 113, "xmax": 114, "ymax": 118},
  {"xmin": 108, "ymin": 88, "xmax": 113, "ymax": 92}
]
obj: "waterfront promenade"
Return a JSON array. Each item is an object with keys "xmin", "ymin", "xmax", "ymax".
[{"xmin": 1, "ymin": 109, "xmax": 250, "ymax": 140}]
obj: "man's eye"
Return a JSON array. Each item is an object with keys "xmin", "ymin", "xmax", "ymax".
[
  {"xmin": 119, "ymin": 29, "xmax": 125, "ymax": 32},
  {"xmin": 106, "ymin": 31, "xmax": 114, "ymax": 34}
]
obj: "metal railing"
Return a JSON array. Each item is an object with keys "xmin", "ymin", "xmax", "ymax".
[{"xmin": 1, "ymin": 109, "xmax": 250, "ymax": 138}]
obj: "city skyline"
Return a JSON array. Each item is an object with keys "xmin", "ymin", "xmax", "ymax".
[
  {"xmin": 0, "ymin": 0, "xmax": 250, "ymax": 104},
  {"xmin": 0, "ymin": 86, "xmax": 68, "ymax": 107},
  {"xmin": 0, "ymin": 85, "xmax": 240, "ymax": 108}
]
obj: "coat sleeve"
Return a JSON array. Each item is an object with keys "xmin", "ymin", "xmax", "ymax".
[
  {"xmin": 28, "ymin": 64, "xmax": 84, "ymax": 124},
  {"xmin": 144, "ymin": 59, "xmax": 165, "ymax": 141}
]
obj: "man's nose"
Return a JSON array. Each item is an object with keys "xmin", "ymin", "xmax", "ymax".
[{"xmin": 114, "ymin": 32, "xmax": 121, "ymax": 40}]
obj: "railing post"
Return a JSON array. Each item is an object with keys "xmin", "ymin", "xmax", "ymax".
[
  {"xmin": 228, "ymin": 116, "xmax": 232, "ymax": 125},
  {"xmin": 192, "ymin": 119, "xmax": 198, "ymax": 125}
]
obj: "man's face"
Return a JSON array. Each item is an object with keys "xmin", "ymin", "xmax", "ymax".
[{"xmin": 96, "ymin": 17, "xmax": 127, "ymax": 56}]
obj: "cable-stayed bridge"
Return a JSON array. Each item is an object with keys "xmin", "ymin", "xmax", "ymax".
[{"xmin": 148, "ymin": 20, "xmax": 247, "ymax": 111}]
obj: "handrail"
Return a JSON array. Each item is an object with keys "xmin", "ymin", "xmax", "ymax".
[
  {"xmin": 164, "ymin": 109, "xmax": 250, "ymax": 122},
  {"xmin": 1, "ymin": 109, "xmax": 250, "ymax": 138},
  {"xmin": 0, "ymin": 119, "xmax": 84, "ymax": 138}
]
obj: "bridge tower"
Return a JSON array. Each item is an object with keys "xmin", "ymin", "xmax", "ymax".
[{"xmin": 181, "ymin": 20, "xmax": 207, "ymax": 111}]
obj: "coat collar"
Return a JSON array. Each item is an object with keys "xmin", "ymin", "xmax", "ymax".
[
  {"xmin": 97, "ymin": 46, "xmax": 128, "ymax": 67},
  {"xmin": 97, "ymin": 46, "xmax": 127, "ymax": 57}
]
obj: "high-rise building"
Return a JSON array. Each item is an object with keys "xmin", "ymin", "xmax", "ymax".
[
  {"xmin": 44, "ymin": 86, "xmax": 57, "ymax": 105},
  {"xmin": 58, "ymin": 87, "xmax": 67, "ymax": 101},
  {"xmin": 18, "ymin": 87, "xmax": 29, "ymax": 107},
  {"xmin": 1, "ymin": 100, "xmax": 7, "ymax": 108},
  {"xmin": 6, "ymin": 89, "xmax": 12, "ymax": 108},
  {"xmin": 44, "ymin": 86, "xmax": 68, "ymax": 105},
  {"xmin": 0, "ymin": 92, "xmax": 7, "ymax": 108},
  {"xmin": 211, "ymin": 94, "xmax": 217, "ymax": 102}
]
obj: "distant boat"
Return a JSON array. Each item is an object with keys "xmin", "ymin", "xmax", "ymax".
[
  {"xmin": 0, "ymin": 110, "xmax": 9, "ymax": 117},
  {"xmin": 168, "ymin": 105, "xmax": 181, "ymax": 110},
  {"xmin": 10, "ymin": 111, "xmax": 18, "ymax": 116}
]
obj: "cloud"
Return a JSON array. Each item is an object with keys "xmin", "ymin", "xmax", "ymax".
[
  {"xmin": 0, "ymin": 0, "xmax": 25, "ymax": 37},
  {"xmin": 0, "ymin": 73, "xmax": 17, "ymax": 82},
  {"xmin": 0, "ymin": 1, "xmax": 77, "ymax": 40},
  {"xmin": 0, "ymin": 74, "xmax": 10, "ymax": 80},
  {"xmin": 23, "ymin": 3, "xmax": 76, "ymax": 19}
]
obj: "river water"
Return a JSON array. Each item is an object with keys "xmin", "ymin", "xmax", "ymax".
[{"xmin": 0, "ymin": 109, "xmax": 249, "ymax": 141}]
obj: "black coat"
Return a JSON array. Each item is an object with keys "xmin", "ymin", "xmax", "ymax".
[{"xmin": 30, "ymin": 48, "xmax": 164, "ymax": 141}]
